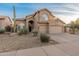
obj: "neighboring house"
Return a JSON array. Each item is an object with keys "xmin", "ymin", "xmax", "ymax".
[
  {"xmin": 0, "ymin": 16, "xmax": 13, "ymax": 29},
  {"xmin": 15, "ymin": 18, "xmax": 26, "ymax": 31},
  {"xmin": 25, "ymin": 8, "xmax": 65, "ymax": 34}
]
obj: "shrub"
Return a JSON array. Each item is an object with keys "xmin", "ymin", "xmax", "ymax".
[
  {"xmin": 40, "ymin": 33, "xmax": 50, "ymax": 43},
  {"xmin": 5, "ymin": 26, "xmax": 12, "ymax": 32},
  {"xmin": 32, "ymin": 31, "xmax": 38, "ymax": 36},
  {"xmin": 18, "ymin": 29, "xmax": 23, "ymax": 35},
  {"xmin": 18, "ymin": 27, "xmax": 28, "ymax": 35},
  {"xmin": 0, "ymin": 28, "xmax": 5, "ymax": 34}
]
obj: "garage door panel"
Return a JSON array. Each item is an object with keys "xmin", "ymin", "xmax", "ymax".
[
  {"xmin": 39, "ymin": 25, "xmax": 48, "ymax": 33},
  {"xmin": 49, "ymin": 26, "xmax": 63, "ymax": 34}
]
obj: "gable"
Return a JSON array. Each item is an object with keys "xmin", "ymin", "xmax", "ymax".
[
  {"xmin": 25, "ymin": 8, "xmax": 65, "ymax": 25},
  {"xmin": 33, "ymin": 9, "xmax": 54, "ymax": 22},
  {"xmin": 34, "ymin": 8, "xmax": 54, "ymax": 17}
]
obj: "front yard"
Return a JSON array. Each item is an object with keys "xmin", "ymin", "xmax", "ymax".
[
  {"xmin": 1, "ymin": 33, "xmax": 79, "ymax": 55},
  {"xmin": 0, "ymin": 33, "xmax": 58, "ymax": 53}
]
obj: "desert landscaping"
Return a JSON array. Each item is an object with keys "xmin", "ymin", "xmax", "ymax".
[{"xmin": 0, "ymin": 32, "xmax": 58, "ymax": 53}]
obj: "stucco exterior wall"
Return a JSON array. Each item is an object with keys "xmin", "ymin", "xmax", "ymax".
[
  {"xmin": 0, "ymin": 16, "xmax": 13, "ymax": 29},
  {"xmin": 16, "ymin": 20, "xmax": 25, "ymax": 26}
]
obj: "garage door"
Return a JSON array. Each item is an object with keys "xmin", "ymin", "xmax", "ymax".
[
  {"xmin": 39, "ymin": 25, "xmax": 48, "ymax": 33},
  {"xmin": 49, "ymin": 26, "xmax": 63, "ymax": 34}
]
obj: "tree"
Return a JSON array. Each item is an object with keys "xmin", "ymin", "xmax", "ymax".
[
  {"xmin": 67, "ymin": 18, "xmax": 79, "ymax": 34},
  {"xmin": 75, "ymin": 18, "xmax": 79, "ymax": 29},
  {"xmin": 69, "ymin": 21, "xmax": 76, "ymax": 34}
]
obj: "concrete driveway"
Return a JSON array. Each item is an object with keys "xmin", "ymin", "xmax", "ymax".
[
  {"xmin": 1, "ymin": 33, "xmax": 79, "ymax": 56},
  {"xmin": 50, "ymin": 33, "xmax": 79, "ymax": 44}
]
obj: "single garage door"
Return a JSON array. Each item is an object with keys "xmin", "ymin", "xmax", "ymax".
[
  {"xmin": 49, "ymin": 26, "xmax": 63, "ymax": 34},
  {"xmin": 39, "ymin": 25, "xmax": 48, "ymax": 33}
]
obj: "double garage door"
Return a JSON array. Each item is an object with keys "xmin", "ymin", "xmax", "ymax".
[
  {"xmin": 39, "ymin": 25, "xmax": 63, "ymax": 34},
  {"xmin": 49, "ymin": 26, "xmax": 63, "ymax": 34}
]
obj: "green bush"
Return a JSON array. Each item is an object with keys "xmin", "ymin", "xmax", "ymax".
[
  {"xmin": 0, "ymin": 28, "xmax": 5, "ymax": 34},
  {"xmin": 32, "ymin": 31, "xmax": 38, "ymax": 36},
  {"xmin": 18, "ymin": 27, "xmax": 28, "ymax": 35},
  {"xmin": 40, "ymin": 33, "xmax": 50, "ymax": 43}
]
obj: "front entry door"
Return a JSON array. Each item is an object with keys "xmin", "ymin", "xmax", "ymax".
[{"xmin": 28, "ymin": 20, "xmax": 34, "ymax": 32}]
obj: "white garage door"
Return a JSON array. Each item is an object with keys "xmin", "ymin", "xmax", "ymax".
[{"xmin": 49, "ymin": 26, "xmax": 63, "ymax": 34}]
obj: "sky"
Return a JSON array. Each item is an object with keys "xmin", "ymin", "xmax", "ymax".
[{"xmin": 0, "ymin": 3, "xmax": 79, "ymax": 24}]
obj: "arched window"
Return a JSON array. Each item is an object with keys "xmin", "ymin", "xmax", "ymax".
[{"xmin": 40, "ymin": 13, "xmax": 48, "ymax": 21}]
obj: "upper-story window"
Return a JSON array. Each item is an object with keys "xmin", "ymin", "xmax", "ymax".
[{"xmin": 40, "ymin": 13, "xmax": 48, "ymax": 21}]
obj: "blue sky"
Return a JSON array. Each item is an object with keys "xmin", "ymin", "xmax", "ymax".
[{"xmin": 0, "ymin": 3, "xmax": 79, "ymax": 23}]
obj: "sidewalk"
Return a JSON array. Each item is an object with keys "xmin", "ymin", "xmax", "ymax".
[{"xmin": 0, "ymin": 41, "xmax": 79, "ymax": 56}]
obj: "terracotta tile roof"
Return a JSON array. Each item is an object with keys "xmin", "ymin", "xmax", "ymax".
[
  {"xmin": 0, "ymin": 18, "xmax": 5, "ymax": 20},
  {"xmin": 13, "ymin": 18, "xmax": 26, "ymax": 21}
]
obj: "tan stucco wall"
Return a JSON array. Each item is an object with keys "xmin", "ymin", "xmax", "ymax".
[
  {"xmin": 16, "ymin": 20, "xmax": 25, "ymax": 26},
  {"xmin": 0, "ymin": 16, "xmax": 13, "ymax": 29}
]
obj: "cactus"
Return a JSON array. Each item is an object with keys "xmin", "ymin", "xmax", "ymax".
[{"xmin": 13, "ymin": 6, "xmax": 16, "ymax": 32}]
